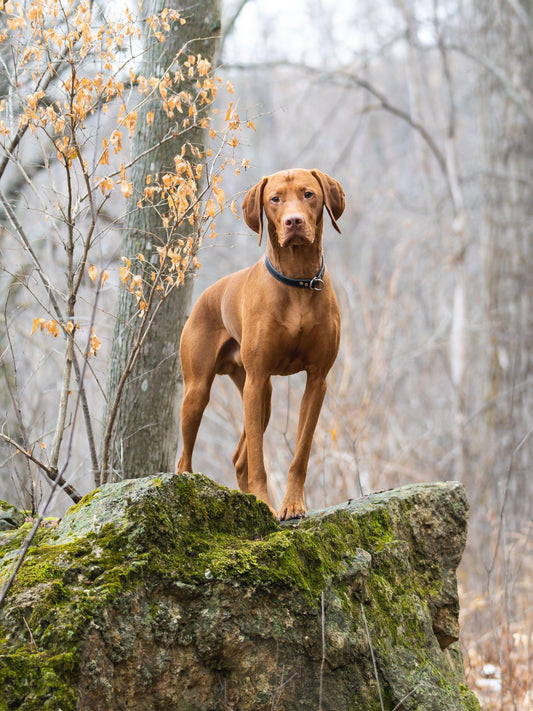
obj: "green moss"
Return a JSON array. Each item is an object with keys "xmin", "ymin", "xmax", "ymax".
[
  {"xmin": 459, "ymin": 684, "xmax": 481, "ymax": 711},
  {"xmin": 0, "ymin": 649, "xmax": 78, "ymax": 710},
  {"xmin": 15, "ymin": 558, "xmax": 62, "ymax": 589},
  {"xmin": 0, "ymin": 476, "xmax": 279, "ymax": 679},
  {"xmin": 358, "ymin": 508, "xmax": 395, "ymax": 549},
  {"xmin": 0, "ymin": 475, "xmax": 478, "ymax": 710},
  {"xmin": 62, "ymin": 487, "xmax": 102, "ymax": 518},
  {"xmin": 193, "ymin": 526, "xmax": 340, "ymax": 598}
]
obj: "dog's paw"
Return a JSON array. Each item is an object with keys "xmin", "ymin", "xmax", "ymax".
[{"xmin": 277, "ymin": 501, "xmax": 306, "ymax": 521}]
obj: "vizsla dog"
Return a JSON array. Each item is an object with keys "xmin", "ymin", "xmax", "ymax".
[{"xmin": 177, "ymin": 169, "xmax": 345, "ymax": 520}]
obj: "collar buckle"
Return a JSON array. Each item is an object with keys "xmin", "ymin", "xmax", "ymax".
[
  {"xmin": 265, "ymin": 256, "xmax": 326, "ymax": 291},
  {"xmin": 309, "ymin": 276, "xmax": 325, "ymax": 291}
]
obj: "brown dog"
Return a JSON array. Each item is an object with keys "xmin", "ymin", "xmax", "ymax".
[{"xmin": 177, "ymin": 169, "xmax": 345, "ymax": 519}]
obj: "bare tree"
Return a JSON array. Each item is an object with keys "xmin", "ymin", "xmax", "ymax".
[{"xmin": 474, "ymin": 0, "xmax": 533, "ymax": 518}]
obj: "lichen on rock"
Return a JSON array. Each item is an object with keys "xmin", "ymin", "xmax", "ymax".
[{"xmin": 0, "ymin": 474, "xmax": 479, "ymax": 710}]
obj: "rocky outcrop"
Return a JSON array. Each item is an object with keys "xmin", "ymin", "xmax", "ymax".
[{"xmin": 0, "ymin": 474, "xmax": 479, "ymax": 710}]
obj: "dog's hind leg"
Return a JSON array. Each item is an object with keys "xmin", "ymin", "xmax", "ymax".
[
  {"xmin": 231, "ymin": 370, "xmax": 272, "ymax": 494},
  {"xmin": 176, "ymin": 313, "xmax": 218, "ymax": 475}
]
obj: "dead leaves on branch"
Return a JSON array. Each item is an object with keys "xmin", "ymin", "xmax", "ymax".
[
  {"xmin": 30, "ymin": 315, "xmax": 102, "ymax": 357},
  {"xmin": 0, "ymin": 0, "xmax": 245, "ymax": 178},
  {"xmin": 0, "ymin": 0, "xmax": 254, "ymax": 353}
]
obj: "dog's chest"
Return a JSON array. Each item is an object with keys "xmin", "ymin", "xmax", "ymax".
[
  {"xmin": 280, "ymin": 308, "xmax": 315, "ymax": 341},
  {"xmin": 268, "ymin": 305, "xmax": 333, "ymax": 374}
]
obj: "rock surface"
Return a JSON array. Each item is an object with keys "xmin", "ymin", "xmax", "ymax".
[
  {"xmin": 0, "ymin": 500, "xmax": 24, "ymax": 532},
  {"xmin": 0, "ymin": 474, "xmax": 479, "ymax": 710}
]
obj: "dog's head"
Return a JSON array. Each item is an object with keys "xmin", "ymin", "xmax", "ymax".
[{"xmin": 242, "ymin": 169, "xmax": 345, "ymax": 246}]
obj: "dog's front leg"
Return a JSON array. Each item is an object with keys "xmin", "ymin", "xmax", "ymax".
[
  {"xmin": 278, "ymin": 373, "xmax": 328, "ymax": 521},
  {"xmin": 242, "ymin": 373, "xmax": 276, "ymax": 516}
]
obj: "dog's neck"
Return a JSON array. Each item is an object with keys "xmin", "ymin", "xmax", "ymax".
[{"xmin": 266, "ymin": 234, "xmax": 324, "ymax": 281}]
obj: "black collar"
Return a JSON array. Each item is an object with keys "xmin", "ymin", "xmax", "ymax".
[{"xmin": 264, "ymin": 255, "xmax": 326, "ymax": 291}]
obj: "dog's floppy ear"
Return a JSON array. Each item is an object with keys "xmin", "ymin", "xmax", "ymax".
[
  {"xmin": 311, "ymin": 170, "xmax": 345, "ymax": 234},
  {"xmin": 242, "ymin": 177, "xmax": 268, "ymax": 245}
]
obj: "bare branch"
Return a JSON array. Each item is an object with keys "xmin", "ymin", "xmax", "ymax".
[
  {"xmin": 0, "ymin": 189, "xmax": 100, "ymax": 481},
  {"xmin": 218, "ymin": 0, "xmax": 252, "ymax": 61},
  {"xmin": 0, "ymin": 432, "xmax": 81, "ymax": 502},
  {"xmin": 228, "ymin": 60, "xmax": 448, "ymax": 175}
]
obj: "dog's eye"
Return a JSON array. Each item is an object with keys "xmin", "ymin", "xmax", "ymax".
[
  {"xmin": 270, "ymin": 196, "xmax": 280, "ymax": 203},
  {"xmin": 304, "ymin": 191, "xmax": 314, "ymax": 199}
]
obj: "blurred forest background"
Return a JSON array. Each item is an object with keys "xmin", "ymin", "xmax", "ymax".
[{"xmin": 0, "ymin": 0, "xmax": 532, "ymax": 707}]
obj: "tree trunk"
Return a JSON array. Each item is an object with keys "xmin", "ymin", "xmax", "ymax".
[
  {"xmin": 103, "ymin": 0, "xmax": 221, "ymax": 482},
  {"xmin": 475, "ymin": 0, "xmax": 533, "ymax": 516}
]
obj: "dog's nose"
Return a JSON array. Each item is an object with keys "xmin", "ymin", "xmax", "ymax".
[{"xmin": 284, "ymin": 215, "xmax": 304, "ymax": 229}]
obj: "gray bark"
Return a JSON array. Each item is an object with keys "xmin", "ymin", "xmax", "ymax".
[
  {"xmin": 103, "ymin": 0, "xmax": 221, "ymax": 482},
  {"xmin": 475, "ymin": 0, "xmax": 533, "ymax": 514}
]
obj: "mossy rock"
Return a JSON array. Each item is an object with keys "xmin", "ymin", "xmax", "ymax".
[
  {"xmin": 0, "ymin": 473, "xmax": 479, "ymax": 710},
  {"xmin": 0, "ymin": 500, "xmax": 24, "ymax": 532}
]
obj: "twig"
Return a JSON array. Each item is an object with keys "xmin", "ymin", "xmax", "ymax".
[
  {"xmin": 47, "ymin": 92, "xmax": 77, "ymax": 475},
  {"xmin": 318, "ymin": 589, "xmax": 327, "ymax": 710},
  {"xmin": 391, "ymin": 683, "xmax": 423, "ymax": 711},
  {"xmin": 270, "ymin": 666, "xmax": 297, "ymax": 711},
  {"xmin": 360, "ymin": 602, "xmax": 385, "ymax": 711},
  {"xmin": 22, "ymin": 615, "xmax": 38, "ymax": 652}
]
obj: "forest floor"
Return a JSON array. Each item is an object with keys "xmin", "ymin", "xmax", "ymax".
[{"xmin": 461, "ymin": 586, "xmax": 532, "ymax": 710}]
